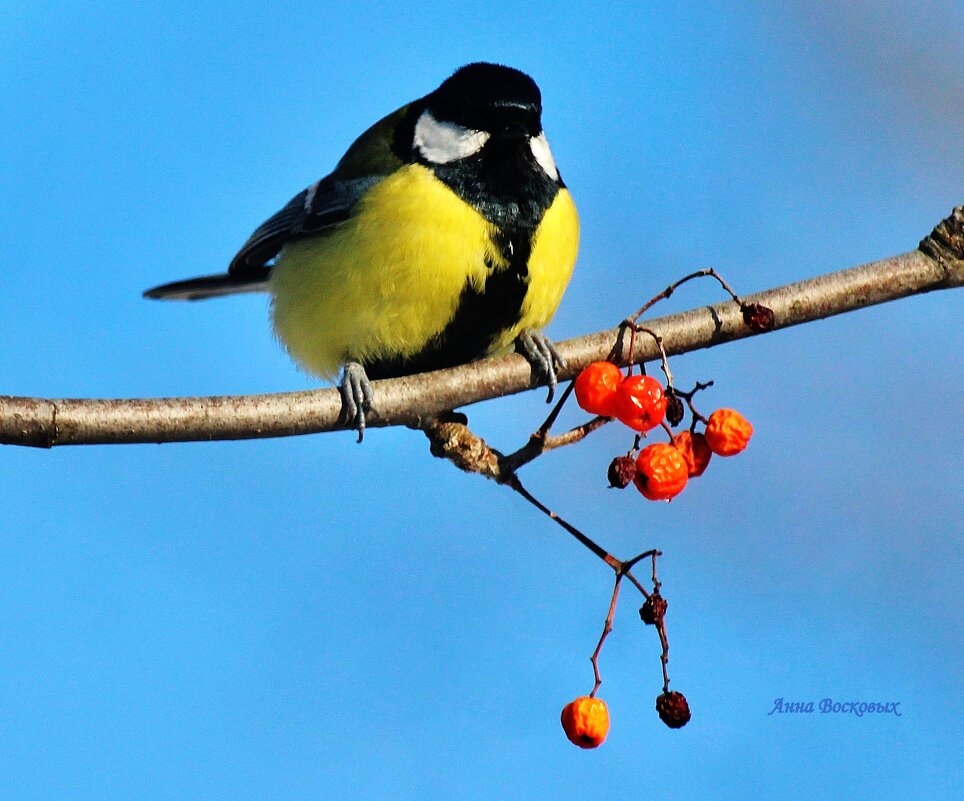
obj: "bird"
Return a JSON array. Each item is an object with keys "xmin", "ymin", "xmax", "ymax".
[{"xmin": 144, "ymin": 62, "xmax": 579, "ymax": 438}]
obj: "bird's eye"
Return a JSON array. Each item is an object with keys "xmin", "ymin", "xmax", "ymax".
[
  {"xmin": 413, "ymin": 110, "xmax": 491, "ymax": 164},
  {"xmin": 486, "ymin": 103, "xmax": 540, "ymax": 138}
]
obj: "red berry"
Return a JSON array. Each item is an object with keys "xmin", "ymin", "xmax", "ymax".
[
  {"xmin": 560, "ymin": 696, "xmax": 610, "ymax": 748},
  {"xmin": 574, "ymin": 361, "xmax": 623, "ymax": 417},
  {"xmin": 614, "ymin": 375, "xmax": 667, "ymax": 432},
  {"xmin": 656, "ymin": 691, "xmax": 691, "ymax": 728},
  {"xmin": 633, "ymin": 443, "xmax": 688, "ymax": 501},
  {"xmin": 672, "ymin": 431, "xmax": 713, "ymax": 477},
  {"xmin": 704, "ymin": 409, "xmax": 753, "ymax": 456}
]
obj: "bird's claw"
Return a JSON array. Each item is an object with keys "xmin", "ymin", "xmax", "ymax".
[
  {"xmin": 339, "ymin": 362, "xmax": 375, "ymax": 443},
  {"xmin": 515, "ymin": 329, "xmax": 566, "ymax": 403}
]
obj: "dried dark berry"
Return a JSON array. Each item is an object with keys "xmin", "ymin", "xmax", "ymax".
[
  {"xmin": 639, "ymin": 592, "xmax": 668, "ymax": 625},
  {"xmin": 742, "ymin": 302, "xmax": 775, "ymax": 332},
  {"xmin": 656, "ymin": 691, "xmax": 691, "ymax": 728},
  {"xmin": 607, "ymin": 455, "xmax": 637, "ymax": 489},
  {"xmin": 665, "ymin": 393, "xmax": 685, "ymax": 427}
]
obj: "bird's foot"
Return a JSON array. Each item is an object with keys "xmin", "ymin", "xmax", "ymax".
[
  {"xmin": 515, "ymin": 329, "xmax": 566, "ymax": 403},
  {"xmin": 339, "ymin": 362, "xmax": 375, "ymax": 443}
]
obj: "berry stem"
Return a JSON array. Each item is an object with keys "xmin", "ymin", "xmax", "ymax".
[
  {"xmin": 590, "ymin": 575, "xmax": 623, "ymax": 697},
  {"xmin": 671, "ymin": 380, "xmax": 714, "ymax": 428},
  {"xmin": 623, "ymin": 548, "xmax": 662, "ymax": 574},
  {"xmin": 631, "ymin": 326, "xmax": 675, "ymax": 391},
  {"xmin": 611, "ymin": 267, "xmax": 749, "ymax": 384},
  {"xmin": 627, "ymin": 267, "xmax": 745, "ymax": 324},
  {"xmin": 499, "ymin": 383, "xmax": 613, "ymax": 474},
  {"xmin": 502, "ymin": 465, "xmax": 678, "ymax": 703},
  {"xmin": 446, "ymin": 428, "xmax": 676, "ymax": 697},
  {"xmin": 536, "ymin": 381, "xmax": 576, "ymax": 439},
  {"xmin": 505, "ymin": 475, "xmax": 620, "ymax": 570},
  {"xmin": 657, "ymin": 618, "xmax": 671, "ymax": 693},
  {"xmin": 541, "ymin": 416, "xmax": 611, "ymax": 452},
  {"xmin": 624, "ymin": 571, "xmax": 650, "ymax": 599},
  {"xmin": 647, "ymin": 552, "xmax": 673, "ymax": 693}
]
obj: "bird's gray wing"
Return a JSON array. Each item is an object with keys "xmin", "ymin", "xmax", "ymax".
[
  {"xmin": 145, "ymin": 181, "xmax": 371, "ymax": 300},
  {"xmin": 227, "ymin": 175, "xmax": 381, "ymax": 277},
  {"xmin": 228, "ymin": 103, "xmax": 415, "ymax": 279}
]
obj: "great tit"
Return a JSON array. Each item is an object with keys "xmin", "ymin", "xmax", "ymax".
[{"xmin": 145, "ymin": 63, "xmax": 579, "ymax": 436}]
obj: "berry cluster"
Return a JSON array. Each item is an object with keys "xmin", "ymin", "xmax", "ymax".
[
  {"xmin": 560, "ymin": 551, "xmax": 691, "ymax": 748},
  {"xmin": 576, "ymin": 362, "xmax": 753, "ymax": 501},
  {"xmin": 553, "ymin": 275, "xmax": 772, "ymax": 749}
]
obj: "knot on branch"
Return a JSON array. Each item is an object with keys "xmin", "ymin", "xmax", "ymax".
[
  {"xmin": 424, "ymin": 420, "xmax": 503, "ymax": 481},
  {"xmin": 919, "ymin": 205, "xmax": 964, "ymax": 270}
]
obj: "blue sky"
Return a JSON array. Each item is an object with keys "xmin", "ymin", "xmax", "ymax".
[{"xmin": 1, "ymin": 2, "xmax": 961, "ymax": 799}]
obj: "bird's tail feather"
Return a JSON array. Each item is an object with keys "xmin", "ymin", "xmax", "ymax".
[{"xmin": 143, "ymin": 273, "xmax": 269, "ymax": 301}]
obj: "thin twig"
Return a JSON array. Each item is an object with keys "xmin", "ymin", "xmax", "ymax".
[
  {"xmin": 628, "ymin": 267, "xmax": 741, "ymax": 323},
  {"xmin": 506, "ymin": 474, "xmax": 620, "ymax": 571},
  {"xmin": 673, "ymin": 380, "xmax": 714, "ymax": 428},
  {"xmin": 501, "ymin": 414, "xmax": 611, "ymax": 473},
  {"xmin": 633, "ymin": 327, "xmax": 675, "ymax": 390},
  {"xmin": 536, "ymin": 382, "xmax": 575, "ymax": 440},
  {"xmin": 542, "ymin": 416, "xmax": 612, "ymax": 452},
  {"xmin": 648, "ymin": 552, "xmax": 672, "ymax": 692},
  {"xmin": 624, "ymin": 549, "xmax": 662, "ymax": 574},
  {"xmin": 590, "ymin": 576, "xmax": 622, "ymax": 697},
  {"xmin": 624, "ymin": 571, "xmax": 650, "ymax": 599}
]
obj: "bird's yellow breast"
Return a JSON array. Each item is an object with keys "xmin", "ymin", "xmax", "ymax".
[{"xmin": 269, "ymin": 163, "xmax": 578, "ymax": 379}]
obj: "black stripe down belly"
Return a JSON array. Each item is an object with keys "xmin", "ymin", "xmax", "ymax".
[{"xmin": 361, "ymin": 142, "xmax": 561, "ymax": 380}]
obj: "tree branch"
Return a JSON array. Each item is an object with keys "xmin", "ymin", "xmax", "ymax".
[{"xmin": 2, "ymin": 206, "xmax": 961, "ymax": 448}]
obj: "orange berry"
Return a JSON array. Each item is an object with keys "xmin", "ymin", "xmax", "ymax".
[
  {"xmin": 704, "ymin": 409, "xmax": 753, "ymax": 456},
  {"xmin": 560, "ymin": 696, "xmax": 610, "ymax": 749},
  {"xmin": 613, "ymin": 375, "xmax": 667, "ymax": 432},
  {"xmin": 634, "ymin": 443, "xmax": 689, "ymax": 500},
  {"xmin": 672, "ymin": 430, "xmax": 713, "ymax": 477},
  {"xmin": 573, "ymin": 361, "xmax": 623, "ymax": 417}
]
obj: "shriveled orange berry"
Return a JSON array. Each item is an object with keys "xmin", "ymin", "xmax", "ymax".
[
  {"xmin": 607, "ymin": 455, "xmax": 637, "ymax": 489},
  {"xmin": 665, "ymin": 392, "xmax": 685, "ymax": 427},
  {"xmin": 704, "ymin": 408, "xmax": 753, "ymax": 456},
  {"xmin": 560, "ymin": 695, "xmax": 610, "ymax": 749},
  {"xmin": 574, "ymin": 361, "xmax": 623, "ymax": 417},
  {"xmin": 656, "ymin": 691, "xmax": 691, "ymax": 728},
  {"xmin": 634, "ymin": 443, "xmax": 689, "ymax": 501},
  {"xmin": 672, "ymin": 430, "xmax": 713, "ymax": 477},
  {"xmin": 742, "ymin": 302, "xmax": 775, "ymax": 332},
  {"xmin": 639, "ymin": 591, "xmax": 668, "ymax": 625},
  {"xmin": 613, "ymin": 375, "xmax": 667, "ymax": 432}
]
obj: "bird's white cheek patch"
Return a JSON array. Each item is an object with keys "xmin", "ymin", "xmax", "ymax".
[
  {"xmin": 529, "ymin": 133, "xmax": 558, "ymax": 181},
  {"xmin": 414, "ymin": 111, "xmax": 490, "ymax": 164}
]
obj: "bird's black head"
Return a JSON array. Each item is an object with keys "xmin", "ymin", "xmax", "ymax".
[
  {"xmin": 427, "ymin": 63, "xmax": 543, "ymax": 138},
  {"xmin": 396, "ymin": 62, "xmax": 563, "ymax": 216},
  {"xmin": 401, "ymin": 62, "xmax": 558, "ymax": 182}
]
